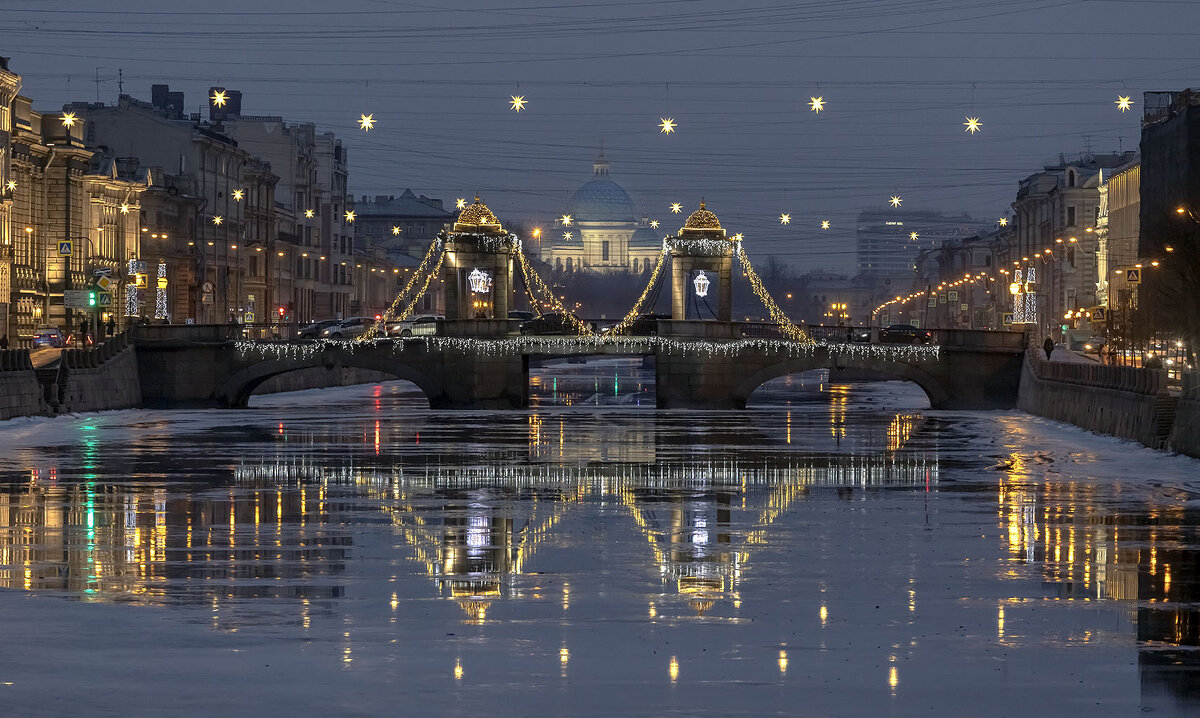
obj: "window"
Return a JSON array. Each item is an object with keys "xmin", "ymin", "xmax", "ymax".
[
  {"xmin": 1066, "ymin": 206, "xmax": 1076, "ymax": 226},
  {"xmin": 1068, "ymin": 170, "xmax": 1076, "ymax": 187},
  {"xmin": 602, "ymin": 241, "xmax": 610, "ymax": 261},
  {"xmin": 633, "ymin": 258, "xmax": 639, "ymax": 273}
]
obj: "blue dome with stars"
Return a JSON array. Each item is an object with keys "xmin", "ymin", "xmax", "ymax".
[{"xmin": 565, "ymin": 155, "xmax": 636, "ymax": 223}]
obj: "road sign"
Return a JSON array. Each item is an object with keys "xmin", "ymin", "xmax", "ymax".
[
  {"xmin": 95, "ymin": 275, "xmax": 113, "ymax": 291},
  {"xmin": 1125, "ymin": 268, "xmax": 1141, "ymax": 284},
  {"xmin": 58, "ymin": 240, "xmax": 72, "ymax": 256},
  {"xmin": 948, "ymin": 291, "xmax": 958, "ymax": 302},
  {"xmin": 94, "ymin": 267, "xmax": 113, "ymax": 277},
  {"xmin": 202, "ymin": 281, "xmax": 214, "ymax": 293},
  {"xmin": 1092, "ymin": 306, "xmax": 1107, "ymax": 322},
  {"xmin": 1002, "ymin": 312, "xmax": 1015, "ymax": 325},
  {"xmin": 960, "ymin": 303, "xmax": 969, "ymax": 312},
  {"xmin": 64, "ymin": 290, "xmax": 92, "ymax": 308},
  {"xmin": 97, "ymin": 292, "xmax": 112, "ymax": 307}
]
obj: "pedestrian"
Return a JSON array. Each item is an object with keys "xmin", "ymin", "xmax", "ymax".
[
  {"xmin": 1043, "ymin": 335, "xmax": 1054, "ymax": 360},
  {"xmin": 106, "ymin": 316, "xmax": 115, "ymax": 337},
  {"xmin": 79, "ymin": 317, "xmax": 89, "ymax": 346},
  {"xmin": 0, "ymin": 334, "xmax": 8, "ymax": 350}
]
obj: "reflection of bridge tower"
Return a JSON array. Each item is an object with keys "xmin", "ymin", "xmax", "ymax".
[
  {"xmin": 667, "ymin": 201, "xmax": 736, "ymax": 321},
  {"xmin": 441, "ymin": 198, "xmax": 515, "ymax": 323}
]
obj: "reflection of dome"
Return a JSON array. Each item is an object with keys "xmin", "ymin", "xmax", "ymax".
[
  {"xmin": 565, "ymin": 155, "xmax": 636, "ymax": 223},
  {"xmin": 630, "ymin": 225, "xmax": 662, "ymax": 249},
  {"xmin": 679, "ymin": 200, "xmax": 725, "ymax": 236},
  {"xmin": 453, "ymin": 197, "xmax": 504, "ymax": 233}
]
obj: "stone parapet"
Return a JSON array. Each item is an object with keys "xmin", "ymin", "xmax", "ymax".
[
  {"xmin": 1169, "ymin": 371, "xmax": 1200, "ymax": 458},
  {"xmin": 0, "ymin": 349, "xmax": 47, "ymax": 421}
]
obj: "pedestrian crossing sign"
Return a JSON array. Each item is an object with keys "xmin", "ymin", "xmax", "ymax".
[
  {"xmin": 1126, "ymin": 268, "xmax": 1141, "ymax": 284},
  {"xmin": 1002, "ymin": 312, "xmax": 1014, "ymax": 325},
  {"xmin": 97, "ymin": 292, "xmax": 112, "ymax": 307},
  {"xmin": 58, "ymin": 240, "xmax": 72, "ymax": 256}
]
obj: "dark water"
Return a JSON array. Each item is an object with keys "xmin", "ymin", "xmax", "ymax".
[{"xmin": 0, "ymin": 358, "xmax": 1197, "ymax": 716}]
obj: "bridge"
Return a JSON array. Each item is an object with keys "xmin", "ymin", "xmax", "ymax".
[{"xmin": 130, "ymin": 323, "xmax": 1025, "ymax": 410}]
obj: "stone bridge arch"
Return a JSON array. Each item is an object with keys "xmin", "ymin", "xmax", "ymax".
[
  {"xmin": 731, "ymin": 354, "xmax": 950, "ymax": 408},
  {"xmin": 216, "ymin": 347, "xmax": 441, "ymax": 409}
]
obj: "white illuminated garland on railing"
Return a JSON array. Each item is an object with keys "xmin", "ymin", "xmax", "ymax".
[
  {"xmin": 736, "ymin": 246, "xmax": 813, "ymax": 344},
  {"xmin": 607, "ymin": 246, "xmax": 670, "ymax": 336},
  {"xmin": 514, "ymin": 248, "xmax": 593, "ymax": 335},
  {"xmin": 235, "ymin": 334, "xmax": 940, "ymax": 363}
]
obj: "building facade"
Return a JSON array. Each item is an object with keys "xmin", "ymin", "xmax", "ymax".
[{"xmin": 856, "ymin": 209, "xmax": 982, "ymax": 305}]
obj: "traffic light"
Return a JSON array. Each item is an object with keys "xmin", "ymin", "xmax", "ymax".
[
  {"xmin": 88, "ymin": 289, "xmax": 97, "ymax": 307},
  {"xmin": 277, "ymin": 306, "xmax": 285, "ymax": 317}
]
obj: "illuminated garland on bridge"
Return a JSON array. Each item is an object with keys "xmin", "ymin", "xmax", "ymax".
[
  {"xmin": 736, "ymin": 247, "xmax": 813, "ymax": 344},
  {"xmin": 514, "ymin": 248, "xmax": 593, "ymax": 335},
  {"xmin": 359, "ymin": 238, "xmax": 445, "ymax": 342},
  {"xmin": 607, "ymin": 246, "xmax": 670, "ymax": 335},
  {"xmin": 234, "ymin": 335, "xmax": 940, "ymax": 362}
]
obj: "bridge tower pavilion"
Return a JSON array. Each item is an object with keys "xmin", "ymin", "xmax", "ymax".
[
  {"xmin": 441, "ymin": 197, "xmax": 515, "ymax": 328},
  {"xmin": 668, "ymin": 201, "xmax": 736, "ymax": 322}
]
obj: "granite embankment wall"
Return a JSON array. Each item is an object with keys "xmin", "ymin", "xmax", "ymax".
[
  {"xmin": 1017, "ymin": 346, "xmax": 1186, "ymax": 453},
  {"xmin": 54, "ymin": 334, "xmax": 143, "ymax": 413},
  {"xmin": 0, "ymin": 350, "xmax": 48, "ymax": 420},
  {"xmin": 253, "ymin": 367, "xmax": 397, "ymax": 396},
  {"xmin": 1169, "ymin": 371, "xmax": 1200, "ymax": 458}
]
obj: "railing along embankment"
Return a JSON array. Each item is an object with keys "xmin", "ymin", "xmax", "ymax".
[{"xmin": 1018, "ymin": 344, "xmax": 1178, "ymax": 450}]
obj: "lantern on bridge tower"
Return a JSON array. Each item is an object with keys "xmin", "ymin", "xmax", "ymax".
[
  {"xmin": 666, "ymin": 200, "xmax": 735, "ymax": 322},
  {"xmin": 442, "ymin": 197, "xmax": 516, "ymax": 327}
]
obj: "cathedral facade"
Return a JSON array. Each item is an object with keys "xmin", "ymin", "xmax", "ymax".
[{"xmin": 540, "ymin": 155, "xmax": 662, "ymax": 273}]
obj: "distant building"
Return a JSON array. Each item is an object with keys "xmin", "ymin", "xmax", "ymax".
[
  {"xmin": 542, "ymin": 154, "xmax": 661, "ymax": 273},
  {"xmin": 855, "ymin": 209, "xmax": 982, "ymax": 301},
  {"xmin": 1096, "ymin": 157, "xmax": 1140, "ymax": 309},
  {"xmin": 355, "ymin": 190, "xmax": 453, "ymax": 259}
]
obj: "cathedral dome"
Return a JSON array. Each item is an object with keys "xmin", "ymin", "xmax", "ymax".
[
  {"xmin": 452, "ymin": 197, "xmax": 504, "ymax": 233},
  {"xmin": 565, "ymin": 154, "xmax": 636, "ymax": 223}
]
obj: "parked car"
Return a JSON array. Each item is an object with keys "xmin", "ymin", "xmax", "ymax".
[
  {"xmin": 1081, "ymin": 336, "xmax": 1107, "ymax": 353},
  {"xmin": 321, "ymin": 316, "xmax": 376, "ymax": 340},
  {"xmin": 32, "ymin": 326, "xmax": 64, "ymax": 348},
  {"xmin": 507, "ymin": 310, "xmax": 536, "ymax": 322},
  {"xmin": 627, "ymin": 313, "xmax": 670, "ymax": 336},
  {"xmin": 848, "ymin": 327, "xmax": 872, "ymax": 343},
  {"xmin": 388, "ymin": 314, "xmax": 443, "ymax": 337},
  {"xmin": 520, "ymin": 312, "xmax": 584, "ymax": 335},
  {"xmin": 879, "ymin": 324, "xmax": 933, "ymax": 344},
  {"xmin": 297, "ymin": 319, "xmax": 341, "ymax": 339}
]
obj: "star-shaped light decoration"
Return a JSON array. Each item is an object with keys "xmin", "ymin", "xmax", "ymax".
[
  {"xmin": 212, "ymin": 215, "xmax": 223, "ymax": 225},
  {"xmin": 304, "ymin": 209, "xmax": 315, "ymax": 219},
  {"xmin": 889, "ymin": 195, "xmax": 903, "ymax": 207},
  {"xmin": 563, "ymin": 232, "xmax": 572, "ymax": 240},
  {"xmin": 963, "ymin": 116, "xmax": 982, "ymax": 134},
  {"xmin": 1115, "ymin": 95, "xmax": 1133, "ymax": 113},
  {"xmin": 391, "ymin": 226, "xmax": 402, "ymax": 235},
  {"xmin": 670, "ymin": 203, "xmax": 682, "ymax": 214},
  {"xmin": 733, "ymin": 233, "xmax": 744, "ymax": 241},
  {"xmin": 456, "ymin": 198, "xmax": 467, "ymax": 210},
  {"xmin": 560, "ymin": 214, "xmax": 573, "ymax": 226},
  {"xmin": 509, "ymin": 95, "xmax": 527, "ymax": 112},
  {"xmin": 232, "ymin": 188, "xmax": 244, "ymax": 202},
  {"xmin": 780, "ymin": 213, "xmax": 791, "ymax": 225},
  {"xmin": 649, "ymin": 220, "xmax": 659, "ymax": 229},
  {"xmin": 358, "ymin": 114, "xmax": 375, "ymax": 132},
  {"xmin": 998, "ymin": 217, "xmax": 1008, "ymax": 227},
  {"xmin": 659, "ymin": 117, "xmax": 676, "ymax": 134},
  {"xmin": 61, "ymin": 112, "xmax": 77, "ymax": 129},
  {"xmin": 120, "ymin": 203, "xmax": 130, "ymax": 214},
  {"xmin": 909, "ymin": 232, "xmax": 919, "ymax": 241},
  {"xmin": 532, "ymin": 227, "xmax": 542, "ymax": 238},
  {"xmin": 809, "ymin": 97, "xmax": 825, "ymax": 113},
  {"xmin": 344, "ymin": 210, "xmax": 356, "ymax": 222},
  {"xmin": 211, "ymin": 89, "xmax": 228, "ymax": 108},
  {"xmin": 821, "ymin": 220, "xmax": 830, "ymax": 230},
  {"xmin": 5, "ymin": 180, "xmax": 15, "ymax": 191}
]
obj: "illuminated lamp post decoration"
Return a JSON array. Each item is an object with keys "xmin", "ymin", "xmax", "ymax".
[
  {"xmin": 693, "ymin": 270, "xmax": 710, "ymax": 298},
  {"xmin": 126, "ymin": 257, "xmax": 140, "ymax": 317},
  {"xmin": 469, "ymin": 268, "xmax": 493, "ymax": 294},
  {"xmin": 155, "ymin": 260, "xmax": 169, "ymax": 318},
  {"xmin": 1011, "ymin": 267, "xmax": 1037, "ymax": 324}
]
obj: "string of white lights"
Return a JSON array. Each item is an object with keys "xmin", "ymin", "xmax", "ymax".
[
  {"xmin": 736, "ymin": 247, "xmax": 813, "ymax": 344},
  {"xmin": 358, "ymin": 238, "xmax": 444, "ymax": 342},
  {"xmin": 608, "ymin": 247, "xmax": 670, "ymax": 335},
  {"xmin": 514, "ymin": 248, "xmax": 593, "ymax": 335}
]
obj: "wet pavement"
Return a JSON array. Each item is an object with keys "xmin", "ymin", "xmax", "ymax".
[{"xmin": 0, "ymin": 358, "xmax": 1197, "ymax": 716}]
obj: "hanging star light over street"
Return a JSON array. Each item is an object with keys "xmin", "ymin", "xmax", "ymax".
[
  {"xmin": 821, "ymin": 220, "xmax": 830, "ymax": 229},
  {"xmin": 456, "ymin": 198, "xmax": 467, "ymax": 210},
  {"xmin": 509, "ymin": 95, "xmax": 526, "ymax": 112},
  {"xmin": 392, "ymin": 226, "xmax": 401, "ymax": 235},
  {"xmin": 345, "ymin": 210, "xmax": 356, "ymax": 222},
  {"xmin": 963, "ymin": 116, "xmax": 982, "ymax": 133},
  {"xmin": 1116, "ymin": 95, "xmax": 1134, "ymax": 112},
  {"xmin": 232, "ymin": 188, "xmax": 244, "ymax": 202},
  {"xmin": 210, "ymin": 89, "xmax": 227, "ymax": 107},
  {"xmin": 60, "ymin": 112, "xmax": 77, "ymax": 128},
  {"xmin": 659, "ymin": 117, "xmax": 676, "ymax": 134},
  {"xmin": 809, "ymin": 97, "xmax": 825, "ymax": 113},
  {"xmin": 304, "ymin": 209, "xmax": 315, "ymax": 218},
  {"xmin": 358, "ymin": 114, "xmax": 375, "ymax": 131},
  {"xmin": 212, "ymin": 215, "xmax": 223, "ymax": 225},
  {"xmin": 560, "ymin": 214, "xmax": 573, "ymax": 226},
  {"xmin": 890, "ymin": 196, "xmax": 903, "ymax": 207},
  {"xmin": 650, "ymin": 220, "xmax": 659, "ymax": 229},
  {"xmin": 779, "ymin": 213, "xmax": 791, "ymax": 225}
]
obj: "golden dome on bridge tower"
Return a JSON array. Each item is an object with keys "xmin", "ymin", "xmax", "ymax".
[
  {"xmin": 679, "ymin": 200, "xmax": 726, "ymax": 238},
  {"xmin": 452, "ymin": 196, "xmax": 505, "ymax": 234}
]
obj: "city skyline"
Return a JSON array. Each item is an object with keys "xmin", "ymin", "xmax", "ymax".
[{"xmin": 4, "ymin": 0, "xmax": 1193, "ymax": 272}]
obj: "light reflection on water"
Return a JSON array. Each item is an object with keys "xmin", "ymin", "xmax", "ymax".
[{"xmin": 0, "ymin": 358, "xmax": 1197, "ymax": 714}]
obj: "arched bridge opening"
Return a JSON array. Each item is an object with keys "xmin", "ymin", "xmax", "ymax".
[{"xmin": 734, "ymin": 355, "xmax": 948, "ymax": 410}]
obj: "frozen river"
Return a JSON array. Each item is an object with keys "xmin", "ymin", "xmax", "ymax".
[{"xmin": 1, "ymin": 358, "xmax": 1198, "ymax": 716}]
